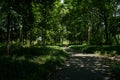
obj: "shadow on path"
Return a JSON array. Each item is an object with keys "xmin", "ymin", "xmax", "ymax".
[{"xmin": 50, "ymin": 47, "xmax": 114, "ymax": 80}]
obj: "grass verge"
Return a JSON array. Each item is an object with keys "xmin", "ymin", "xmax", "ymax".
[
  {"xmin": 0, "ymin": 45, "xmax": 67, "ymax": 80},
  {"xmin": 69, "ymin": 45, "xmax": 120, "ymax": 56}
]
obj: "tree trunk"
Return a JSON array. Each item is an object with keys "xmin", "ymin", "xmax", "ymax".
[
  {"xmin": 30, "ymin": 30, "xmax": 32, "ymax": 45},
  {"xmin": 103, "ymin": 0, "xmax": 109, "ymax": 45},
  {"xmin": 19, "ymin": 25, "xmax": 23, "ymax": 44},
  {"xmin": 7, "ymin": 13, "xmax": 11, "ymax": 55},
  {"xmin": 103, "ymin": 13, "xmax": 109, "ymax": 45},
  {"xmin": 42, "ymin": 28, "xmax": 46, "ymax": 46}
]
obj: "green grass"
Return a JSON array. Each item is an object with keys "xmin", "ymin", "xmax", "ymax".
[
  {"xmin": 69, "ymin": 45, "xmax": 120, "ymax": 56},
  {"xmin": 0, "ymin": 45, "xmax": 67, "ymax": 80}
]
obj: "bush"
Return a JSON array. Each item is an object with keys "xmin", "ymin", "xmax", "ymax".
[
  {"xmin": 110, "ymin": 62, "xmax": 120, "ymax": 80},
  {"xmin": 0, "ymin": 45, "xmax": 68, "ymax": 80},
  {"xmin": 69, "ymin": 45, "xmax": 120, "ymax": 55},
  {"xmin": 69, "ymin": 45, "xmax": 100, "ymax": 53},
  {"xmin": 69, "ymin": 45, "xmax": 89, "ymax": 52},
  {"xmin": 0, "ymin": 56, "xmax": 48, "ymax": 80}
]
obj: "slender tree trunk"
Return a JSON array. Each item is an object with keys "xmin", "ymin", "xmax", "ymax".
[
  {"xmin": 7, "ymin": 13, "xmax": 11, "ymax": 55},
  {"xmin": 29, "ymin": 30, "xmax": 32, "ymax": 45},
  {"xmin": 103, "ymin": 13, "xmax": 109, "ymax": 45},
  {"xmin": 19, "ymin": 25, "xmax": 23, "ymax": 44},
  {"xmin": 42, "ymin": 28, "xmax": 46, "ymax": 46},
  {"xmin": 103, "ymin": 0, "xmax": 109, "ymax": 45},
  {"xmin": 117, "ymin": 34, "xmax": 120, "ymax": 44}
]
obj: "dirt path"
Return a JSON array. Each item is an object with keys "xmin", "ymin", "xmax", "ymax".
[{"xmin": 50, "ymin": 47, "xmax": 114, "ymax": 80}]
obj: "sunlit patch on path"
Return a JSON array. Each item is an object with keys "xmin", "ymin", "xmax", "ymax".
[
  {"xmin": 71, "ymin": 53, "xmax": 101, "ymax": 57},
  {"xmin": 50, "ymin": 47, "xmax": 114, "ymax": 80}
]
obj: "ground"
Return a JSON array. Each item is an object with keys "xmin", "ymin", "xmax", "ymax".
[{"xmin": 49, "ymin": 47, "xmax": 115, "ymax": 80}]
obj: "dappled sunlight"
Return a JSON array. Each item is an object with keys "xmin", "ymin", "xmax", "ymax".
[
  {"xmin": 71, "ymin": 53, "xmax": 101, "ymax": 57},
  {"xmin": 0, "ymin": 46, "xmax": 67, "ymax": 80},
  {"xmin": 50, "ymin": 48, "xmax": 114, "ymax": 80},
  {"xmin": 1, "ymin": 0, "xmax": 120, "ymax": 80}
]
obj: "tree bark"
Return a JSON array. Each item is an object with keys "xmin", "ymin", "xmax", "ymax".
[
  {"xmin": 19, "ymin": 25, "xmax": 23, "ymax": 44},
  {"xmin": 102, "ymin": 0, "xmax": 109, "ymax": 45},
  {"xmin": 7, "ymin": 13, "xmax": 11, "ymax": 55},
  {"xmin": 103, "ymin": 12, "xmax": 109, "ymax": 45}
]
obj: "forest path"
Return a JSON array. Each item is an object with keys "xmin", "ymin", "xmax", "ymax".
[{"xmin": 50, "ymin": 47, "xmax": 114, "ymax": 80}]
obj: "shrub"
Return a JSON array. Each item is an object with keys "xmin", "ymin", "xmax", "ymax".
[
  {"xmin": 0, "ymin": 45, "xmax": 68, "ymax": 80},
  {"xmin": 110, "ymin": 62, "xmax": 120, "ymax": 80},
  {"xmin": 69, "ymin": 45, "xmax": 100, "ymax": 53},
  {"xmin": 69, "ymin": 45, "xmax": 120, "ymax": 55}
]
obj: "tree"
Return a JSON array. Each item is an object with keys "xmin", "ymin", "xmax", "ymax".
[{"xmin": 61, "ymin": 0, "xmax": 120, "ymax": 45}]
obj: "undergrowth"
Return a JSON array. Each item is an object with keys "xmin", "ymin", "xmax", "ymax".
[{"xmin": 0, "ymin": 44, "xmax": 67, "ymax": 80}]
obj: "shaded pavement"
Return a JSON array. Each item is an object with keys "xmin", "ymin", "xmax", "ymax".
[{"xmin": 50, "ymin": 47, "xmax": 115, "ymax": 80}]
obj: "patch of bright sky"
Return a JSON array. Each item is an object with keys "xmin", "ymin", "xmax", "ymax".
[
  {"xmin": 118, "ymin": 5, "xmax": 120, "ymax": 9},
  {"xmin": 116, "ymin": 5, "xmax": 120, "ymax": 17},
  {"xmin": 61, "ymin": 0, "xmax": 64, "ymax": 3},
  {"xmin": 113, "ymin": 4, "xmax": 120, "ymax": 17}
]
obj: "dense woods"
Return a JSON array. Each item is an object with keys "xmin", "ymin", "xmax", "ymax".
[
  {"xmin": 0, "ymin": 0, "xmax": 120, "ymax": 47},
  {"xmin": 0, "ymin": 0, "xmax": 120, "ymax": 80}
]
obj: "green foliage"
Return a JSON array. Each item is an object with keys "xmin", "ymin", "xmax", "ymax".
[
  {"xmin": 0, "ymin": 45, "xmax": 67, "ymax": 80},
  {"xmin": 110, "ymin": 61, "xmax": 120, "ymax": 80},
  {"xmin": 0, "ymin": 57, "xmax": 47, "ymax": 80},
  {"xmin": 69, "ymin": 45, "xmax": 120, "ymax": 55},
  {"xmin": 69, "ymin": 45, "xmax": 99, "ymax": 53},
  {"xmin": 0, "ymin": 44, "xmax": 6, "ymax": 55},
  {"xmin": 1, "ymin": 0, "xmax": 120, "ymax": 79},
  {"xmin": 62, "ymin": 0, "xmax": 120, "ymax": 45},
  {"xmin": 0, "ymin": 0, "xmax": 120, "ymax": 45}
]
